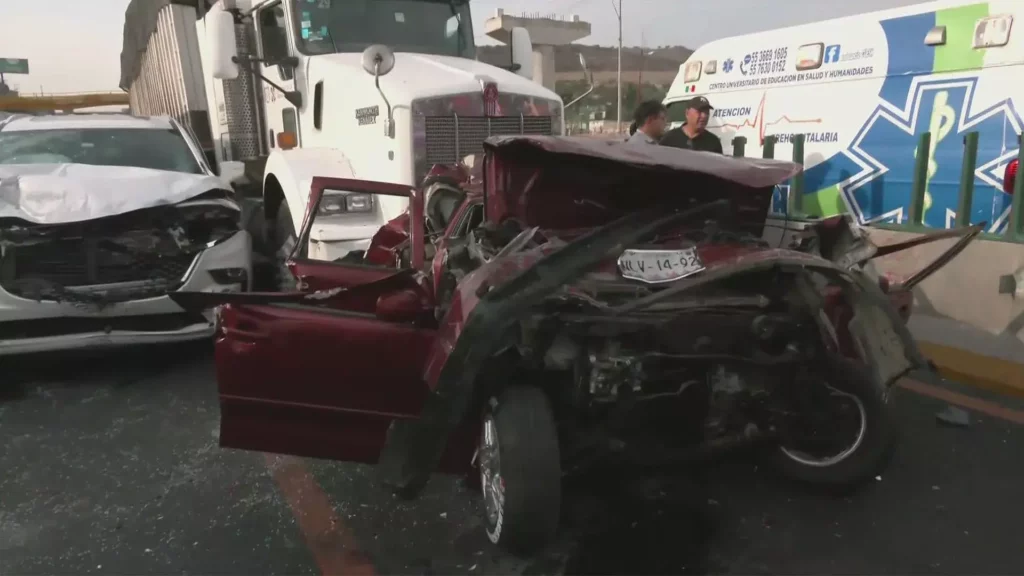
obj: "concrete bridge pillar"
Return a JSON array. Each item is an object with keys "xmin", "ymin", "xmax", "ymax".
[{"xmin": 484, "ymin": 10, "xmax": 592, "ymax": 91}]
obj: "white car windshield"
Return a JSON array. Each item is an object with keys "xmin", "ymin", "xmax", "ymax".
[{"xmin": 0, "ymin": 128, "xmax": 203, "ymax": 174}]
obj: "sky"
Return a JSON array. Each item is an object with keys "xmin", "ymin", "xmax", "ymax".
[{"xmin": 0, "ymin": 0, "xmax": 923, "ymax": 94}]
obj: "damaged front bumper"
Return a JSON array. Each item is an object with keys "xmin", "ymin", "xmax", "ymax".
[{"xmin": 0, "ymin": 229, "xmax": 252, "ymax": 356}]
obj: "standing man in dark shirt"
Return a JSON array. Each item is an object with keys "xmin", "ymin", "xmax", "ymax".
[{"xmin": 660, "ymin": 96, "xmax": 723, "ymax": 153}]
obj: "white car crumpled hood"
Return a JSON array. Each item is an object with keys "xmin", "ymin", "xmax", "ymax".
[{"xmin": 0, "ymin": 163, "xmax": 237, "ymax": 225}]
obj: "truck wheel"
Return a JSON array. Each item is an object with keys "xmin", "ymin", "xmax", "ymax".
[
  {"xmin": 772, "ymin": 356, "xmax": 896, "ymax": 490},
  {"xmin": 478, "ymin": 386, "xmax": 561, "ymax": 555},
  {"xmin": 268, "ymin": 201, "xmax": 302, "ymax": 291}
]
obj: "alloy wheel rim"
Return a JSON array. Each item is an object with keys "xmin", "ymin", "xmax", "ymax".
[
  {"xmin": 479, "ymin": 415, "xmax": 505, "ymax": 526},
  {"xmin": 779, "ymin": 384, "xmax": 869, "ymax": 468}
]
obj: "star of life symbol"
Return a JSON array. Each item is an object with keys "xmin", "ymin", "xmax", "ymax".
[{"xmin": 836, "ymin": 77, "xmax": 1022, "ymax": 233}]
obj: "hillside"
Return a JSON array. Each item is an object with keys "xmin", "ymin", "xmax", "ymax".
[{"xmin": 477, "ymin": 44, "xmax": 692, "ymax": 76}]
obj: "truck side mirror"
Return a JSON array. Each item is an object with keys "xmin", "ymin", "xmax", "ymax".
[
  {"xmin": 362, "ymin": 45, "xmax": 396, "ymax": 138},
  {"xmin": 510, "ymin": 27, "xmax": 534, "ymax": 80},
  {"xmin": 208, "ymin": 9, "xmax": 240, "ymax": 80}
]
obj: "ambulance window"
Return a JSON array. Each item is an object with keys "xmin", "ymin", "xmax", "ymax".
[
  {"xmin": 796, "ymin": 43, "xmax": 824, "ymax": 71},
  {"xmin": 683, "ymin": 61, "xmax": 702, "ymax": 82},
  {"xmin": 974, "ymin": 15, "xmax": 1013, "ymax": 48}
]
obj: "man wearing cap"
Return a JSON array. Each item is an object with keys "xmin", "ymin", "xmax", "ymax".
[{"xmin": 660, "ymin": 96, "xmax": 723, "ymax": 153}]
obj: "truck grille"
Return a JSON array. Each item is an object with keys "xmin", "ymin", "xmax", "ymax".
[{"xmin": 424, "ymin": 115, "xmax": 553, "ymax": 165}]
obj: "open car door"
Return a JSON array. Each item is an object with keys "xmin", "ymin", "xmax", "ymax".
[{"xmin": 170, "ymin": 178, "xmax": 437, "ymax": 464}]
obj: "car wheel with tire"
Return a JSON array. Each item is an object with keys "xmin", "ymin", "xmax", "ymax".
[
  {"xmin": 772, "ymin": 356, "xmax": 897, "ymax": 491},
  {"xmin": 477, "ymin": 386, "xmax": 561, "ymax": 555}
]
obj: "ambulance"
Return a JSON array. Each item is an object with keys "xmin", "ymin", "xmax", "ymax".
[{"xmin": 665, "ymin": 0, "xmax": 1022, "ymax": 232}]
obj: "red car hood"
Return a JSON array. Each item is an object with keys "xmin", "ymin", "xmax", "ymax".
[{"xmin": 480, "ymin": 135, "xmax": 803, "ymax": 236}]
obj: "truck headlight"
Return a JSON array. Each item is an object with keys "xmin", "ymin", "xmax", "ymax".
[
  {"xmin": 345, "ymin": 193, "xmax": 372, "ymax": 212},
  {"xmin": 317, "ymin": 191, "xmax": 374, "ymax": 216}
]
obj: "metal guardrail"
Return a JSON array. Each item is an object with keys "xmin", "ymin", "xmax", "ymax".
[
  {"xmin": 0, "ymin": 92, "xmax": 129, "ymax": 112},
  {"xmin": 729, "ymin": 132, "xmax": 1024, "ymax": 243}
]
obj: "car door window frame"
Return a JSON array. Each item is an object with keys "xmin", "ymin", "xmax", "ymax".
[
  {"xmin": 256, "ymin": 0, "xmax": 295, "ymax": 81},
  {"xmin": 294, "ymin": 177, "xmax": 427, "ymax": 271},
  {"xmin": 448, "ymin": 200, "xmax": 484, "ymax": 239}
]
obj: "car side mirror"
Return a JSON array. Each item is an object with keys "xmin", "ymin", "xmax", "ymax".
[
  {"xmin": 208, "ymin": 9, "xmax": 240, "ymax": 80},
  {"xmin": 376, "ymin": 289, "xmax": 427, "ymax": 323},
  {"xmin": 510, "ymin": 27, "xmax": 534, "ymax": 80}
]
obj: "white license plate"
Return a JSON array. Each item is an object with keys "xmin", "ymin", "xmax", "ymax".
[{"xmin": 617, "ymin": 248, "xmax": 705, "ymax": 284}]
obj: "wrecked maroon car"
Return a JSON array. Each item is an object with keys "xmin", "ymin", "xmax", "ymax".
[{"xmin": 170, "ymin": 136, "xmax": 981, "ymax": 555}]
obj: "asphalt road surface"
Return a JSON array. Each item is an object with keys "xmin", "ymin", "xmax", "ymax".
[{"xmin": 2, "ymin": 342, "xmax": 1023, "ymax": 575}]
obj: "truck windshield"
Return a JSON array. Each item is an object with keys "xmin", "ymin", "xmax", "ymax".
[
  {"xmin": 0, "ymin": 128, "xmax": 203, "ymax": 174},
  {"xmin": 293, "ymin": 0, "xmax": 475, "ymax": 59}
]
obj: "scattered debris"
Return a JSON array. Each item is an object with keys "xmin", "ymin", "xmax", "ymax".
[{"xmin": 936, "ymin": 405, "xmax": 971, "ymax": 428}]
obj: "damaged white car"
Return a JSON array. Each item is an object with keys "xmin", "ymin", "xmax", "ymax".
[{"xmin": 0, "ymin": 113, "xmax": 251, "ymax": 355}]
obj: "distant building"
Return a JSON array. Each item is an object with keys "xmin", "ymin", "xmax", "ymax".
[{"xmin": 566, "ymin": 106, "xmax": 624, "ymax": 135}]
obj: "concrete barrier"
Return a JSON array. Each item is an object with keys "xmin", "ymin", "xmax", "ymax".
[
  {"xmin": 762, "ymin": 218, "xmax": 1024, "ymax": 395},
  {"xmin": 866, "ymin": 228, "xmax": 1024, "ymax": 397}
]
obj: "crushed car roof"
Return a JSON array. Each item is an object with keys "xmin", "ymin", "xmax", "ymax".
[
  {"xmin": 0, "ymin": 113, "xmax": 175, "ymax": 132},
  {"xmin": 482, "ymin": 135, "xmax": 803, "ymax": 189}
]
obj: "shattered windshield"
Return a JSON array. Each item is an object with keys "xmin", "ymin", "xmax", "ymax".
[
  {"xmin": 292, "ymin": 0, "xmax": 475, "ymax": 58},
  {"xmin": 0, "ymin": 128, "xmax": 203, "ymax": 174}
]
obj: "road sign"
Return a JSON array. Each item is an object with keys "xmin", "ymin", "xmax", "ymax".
[{"xmin": 0, "ymin": 59, "xmax": 29, "ymax": 74}]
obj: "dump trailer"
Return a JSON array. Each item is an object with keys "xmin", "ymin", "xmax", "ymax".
[
  {"xmin": 120, "ymin": 0, "xmax": 219, "ymax": 169},
  {"xmin": 121, "ymin": 0, "xmax": 567, "ymax": 285}
]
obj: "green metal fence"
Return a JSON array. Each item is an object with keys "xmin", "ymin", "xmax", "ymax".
[{"xmin": 730, "ymin": 132, "xmax": 1024, "ymax": 243}]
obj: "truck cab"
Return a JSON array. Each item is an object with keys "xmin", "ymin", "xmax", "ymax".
[{"xmin": 199, "ymin": 0, "xmax": 565, "ymax": 283}]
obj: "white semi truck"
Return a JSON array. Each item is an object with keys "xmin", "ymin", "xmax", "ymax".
[{"xmin": 120, "ymin": 0, "xmax": 567, "ymax": 283}]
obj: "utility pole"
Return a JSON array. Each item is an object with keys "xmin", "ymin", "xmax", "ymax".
[
  {"xmin": 612, "ymin": 0, "xmax": 622, "ymax": 133},
  {"xmin": 637, "ymin": 32, "xmax": 645, "ymax": 103}
]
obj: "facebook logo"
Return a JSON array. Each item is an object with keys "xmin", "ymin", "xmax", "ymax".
[{"xmin": 824, "ymin": 44, "xmax": 841, "ymax": 63}]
